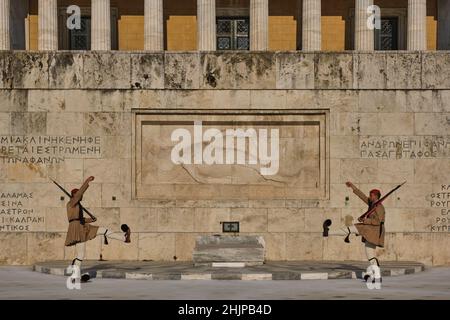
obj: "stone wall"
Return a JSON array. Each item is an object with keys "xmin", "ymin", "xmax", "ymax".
[{"xmin": 0, "ymin": 51, "xmax": 449, "ymax": 266}]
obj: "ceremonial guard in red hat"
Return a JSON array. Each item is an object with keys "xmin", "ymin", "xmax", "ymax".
[
  {"xmin": 322, "ymin": 181, "xmax": 398, "ymax": 281},
  {"xmin": 62, "ymin": 176, "xmax": 131, "ymax": 282}
]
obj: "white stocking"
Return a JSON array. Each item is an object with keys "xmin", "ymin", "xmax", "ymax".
[
  {"xmin": 97, "ymin": 226, "xmax": 126, "ymax": 242},
  {"xmin": 328, "ymin": 224, "xmax": 359, "ymax": 236},
  {"xmin": 71, "ymin": 242, "xmax": 86, "ymax": 279},
  {"xmin": 365, "ymin": 242, "xmax": 381, "ymax": 279}
]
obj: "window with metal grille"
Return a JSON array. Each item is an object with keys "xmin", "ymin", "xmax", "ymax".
[
  {"xmin": 216, "ymin": 17, "xmax": 249, "ymax": 50},
  {"xmin": 375, "ymin": 17, "xmax": 399, "ymax": 50},
  {"xmin": 69, "ymin": 16, "xmax": 91, "ymax": 50}
]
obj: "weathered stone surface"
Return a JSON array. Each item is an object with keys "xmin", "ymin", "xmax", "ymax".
[
  {"xmin": 10, "ymin": 112, "xmax": 46, "ymax": 135},
  {"xmin": 267, "ymin": 208, "xmax": 304, "ymax": 232},
  {"xmin": 101, "ymin": 235, "xmax": 139, "ymax": 261},
  {"xmin": 0, "ymin": 90, "xmax": 27, "ymax": 112},
  {"xmin": 386, "ymin": 53, "xmax": 422, "ymax": 89},
  {"xmin": 28, "ymin": 90, "xmax": 65, "ymax": 112},
  {"xmin": 415, "ymin": 159, "xmax": 450, "ymax": 183},
  {"xmin": 405, "ymin": 90, "xmax": 433, "ymax": 112},
  {"xmin": 46, "ymin": 112, "xmax": 84, "ymax": 136},
  {"xmin": 0, "ymin": 112, "xmax": 9, "ymax": 135},
  {"xmin": 100, "ymin": 90, "xmax": 125, "ymax": 112},
  {"xmin": 250, "ymin": 90, "xmax": 286, "ymax": 109},
  {"xmin": 0, "ymin": 52, "xmax": 13, "ymax": 88},
  {"xmin": 130, "ymin": 53, "xmax": 164, "ymax": 89},
  {"xmin": 192, "ymin": 235, "xmax": 265, "ymax": 264},
  {"xmin": 315, "ymin": 53, "xmax": 353, "ymax": 89},
  {"xmin": 414, "ymin": 113, "xmax": 450, "ymax": 135},
  {"xmin": 84, "ymin": 159, "xmax": 122, "ymax": 184},
  {"xmin": 212, "ymin": 90, "xmax": 251, "ymax": 109},
  {"xmin": 102, "ymin": 135, "xmax": 131, "ymax": 159},
  {"xmin": 201, "ymin": 52, "xmax": 276, "ymax": 89},
  {"xmin": 101, "ymin": 183, "xmax": 131, "ymax": 208},
  {"xmin": 64, "ymin": 90, "xmax": 102, "ymax": 112},
  {"xmin": 422, "ymin": 52, "xmax": 450, "ymax": 89},
  {"xmin": 138, "ymin": 233, "xmax": 175, "ymax": 261},
  {"xmin": 434, "ymin": 90, "xmax": 450, "ymax": 112},
  {"xmin": 165, "ymin": 52, "xmax": 199, "ymax": 89},
  {"xmin": 331, "ymin": 112, "xmax": 378, "ymax": 136},
  {"xmin": 0, "ymin": 233, "xmax": 27, "ymax": 265},
  {"xmin": 285, "ymin": 90, "xmax": 317, "ymax": 109},
  {"xmin": 384, "ymin": 208, "xmax": 416, "ymax": 233},
  {"xmin": 358, "ymin": 90, "xmax": 406, "ymax": 112},
  {"xmin": 354, "ymin": 53, "xmax": 387, "ymax": 89},
  {"xmin": 194, "ymin": 208, "xmax": 230, "ymax": 232},
  {"xmin": 47, "ymin": 158, "xmax": 84, "ymax": 184},
  {"xmin": 276, "ymin": 52, "xmax": 315, "ymax": 89},
  {"xmin": 83, "ymin": 52, "xmax": 131, "ymax": 89},
  {"xmin": 123, "ymin": 90, "xmax": 163, "ymax": 109},
  {"xmin": 286, "ymin": 233, "xmax": 323, "ymax": 260},
  {"xmin": 262, "ymin": 233, "xmax": 286, "ymax": 260},
  {"xmin": 394, "ymin": 184, "xmax": 432, "ymax": 209},
  {"xmin": 376, "ymin": 160, "xmax": 414, "ymax": 183},
  {"xmin": 340, "ymin": 159, "xmax": 377, "ymax": 184},
  {"xmin": 171, "ymin": 90, "xmax": 214, "ymax": 109},
  {"xmin": 378, "ymin": 113, "xmax": 414, "ymax": 135},
  {"xmin": 84, "ymin": 112, "xmax": 131, "ymax": 136},
  {"xmin": 392, "ymin": 233, "xmax": 434, "ymax": 266},
  {"xmin": 175, "ymin": 233, "xmax": 198, "ymax": 261},
  {"xmin": 330, "ymin": 136, "xmax": 359, "ymax": 159},
  {"xmin": 318, "ymin": 90, "xmax": 358, "ymax": 112},
  {"xmin": 48, "ymin": 52, "xmax": 83, "ymax": 89},
  {"xmin": 158, "ymin": 208, "xmax": 195, "ymax": 232},
  {"xmin": 12, "ymin": 52, "xmax": 49, "ymax": 88},
  {"xmin": 120, "ymin": 208, "xmax": 158, "ymax": 233},
  {"xmin": 45, "ymin": 207, "xmax": 68, "ymax": 232},
  {"xmin": 230, "ymin": 208, "xmax": 268, "ymax": 232},
  {"xmin": 27, "ymin": 233, "xmax": 65, "ymax": 264}
]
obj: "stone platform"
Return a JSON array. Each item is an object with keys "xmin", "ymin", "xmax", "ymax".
[
  {"xmin": 33, "ymin": 260, "xmax": 425, "ymax": 281},
  {"xmin": 192, "ymin": 235, "xmax": 265, "ymax": 266}
]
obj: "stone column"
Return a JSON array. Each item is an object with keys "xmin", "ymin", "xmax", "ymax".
[
  {"xmin": 407, "ymin": 0, "xmax": 427, "ymax": 50},
  {"xmin": 302, "ymin": 0, "xmax": 321, "ymax": 51},
  {"xmin": 355, "ymin": 0, "xmax": 374, "ymax": 50},
  {"xmin": 250, "ymin": 0, "xmax": 268, "ymax": 51},
  {"xmin": 91, "ymin": 0, "xmax": 111, "ymax": 50},
  {"xmin": 144, "ymin": 0, "xmax": 163, "ymax": 51},
  {"xmin": 197, "ymin": 0, "xmax": 216, "ymax": 51},
  {"xmin": 0, "ymin": 0, "xmax": 10, "ymax": 50},
  {"xmin": 38, "ymin": 0, "xmax": 58, "ymax": 50}
]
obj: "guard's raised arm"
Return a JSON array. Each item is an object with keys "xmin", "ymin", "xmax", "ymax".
[
  {"xmin": 69, "ymin": 176, "xmax": 95, "ymax": 207},
  {"xmin": 346, "ymin": 181, "xmax": 369, "ymax": 205}
]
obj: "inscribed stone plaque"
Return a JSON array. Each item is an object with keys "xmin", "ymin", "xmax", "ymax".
[{"xmin": 133, "ymin": 111, "xmax": 328, "ymax": 200}]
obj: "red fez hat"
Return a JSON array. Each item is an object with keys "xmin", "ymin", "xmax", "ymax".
[
  {"xmin": 71, "ymin": 188, "xmax": 79, "ymax": 196},
  {"xmin": 370, "ymin": 189, "xmax": 381, "ymax": 197}
]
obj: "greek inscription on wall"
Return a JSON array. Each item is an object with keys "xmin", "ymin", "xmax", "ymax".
[
  {"xmin": 360, "ymin": 136, "xmax": 450, "ymax": 159},
  {"xmin": 0, "ymin": 192, "xmax": 45, "ymax": 232},
  {"xmin": 429, "ymin": 185, "xmax": 450, "ymax": 232},
  {"xmin": 0, "ymin": 136, "xmax": 102, "ymax": 164}
]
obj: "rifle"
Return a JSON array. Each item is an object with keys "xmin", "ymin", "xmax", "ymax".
[
  {"xmin": 357, "ymin": 181, "xmax": 406, "ymax": 222},
  {"xmin": 52, "ymin": 179, "xmax": 97, "ymax": 222}
]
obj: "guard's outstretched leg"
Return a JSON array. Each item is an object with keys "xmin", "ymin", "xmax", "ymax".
[
  {"xmin": 97, "ymin": 226, "xmax": 131, "ymax": 243},
  {"xmin": 323, "ymin": 219, "xmax": 358, "ymax": 243}
]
